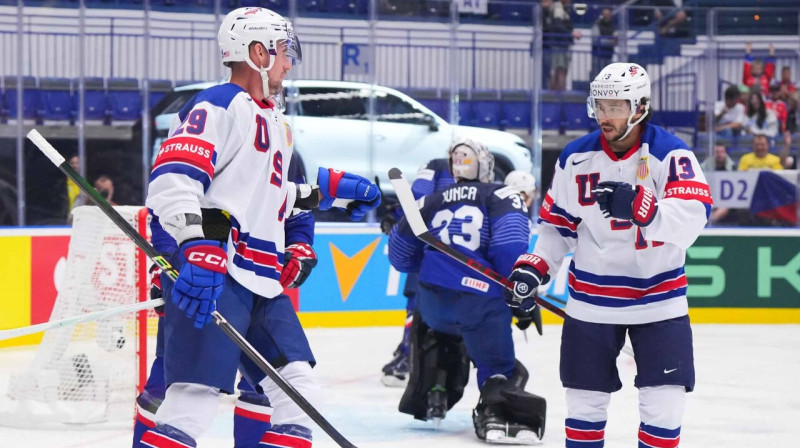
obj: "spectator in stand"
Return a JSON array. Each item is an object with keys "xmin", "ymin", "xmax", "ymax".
[
  {"xmin": 658, "ymin": 8, "xmax": 690, "ymax": 38},
  {"xmin": 778, "ymin": 130, "xmax": 796, "ymax": 169},
  {"xmin": 785, "ymin": 95, "xmax": 798, "ymax": 134},
  {"xmin": 745, "ymin": 92, "xmax": 779, "ymax": 138},
  {"xmin": 93, "ymin": 174, "xmax": 118, "ymax": 206},
  {"xmin": 700, "ymin": 144, "xmax": 737, "ymax": 225},
  {"xmin": 701, "ymin": 144, "xmax": 736, "ymax": 172},
  {"xmin": 778, "ymin": 66, "xmax": 797, "ymax": 95},
  {"xmin": 714, "ymin": 85, "xmax": 748, "ymax": 139},
  {"xmin": 738, "ymin": 134, "xmax": 783, "ymax": 171},
  {"xmin": 66, "ymin": 154, "xmax": 81, "ymax": 210},
  {"xmin": 743, "ymin": 42, "xmax": 775, "ymax": 94},
  {"xmin": 542, "ymin": 0, "xmax": 581, "ymax": 91},
  {"xmin": 591, "ymin": 8, "xmax": 616, "ymax": 78},
  {"xmin": 766, "ymin": 84, "xmax": 788, "ymax": 133}
]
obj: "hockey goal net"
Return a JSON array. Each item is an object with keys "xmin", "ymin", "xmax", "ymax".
[{"xmin": 0, "ymin": 205, "xmax": 156, "ymax": 428}]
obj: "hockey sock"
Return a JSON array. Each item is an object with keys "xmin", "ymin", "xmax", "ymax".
[
  {"xmin": 260, "ymin": 424, "xmax": 312, "ymax": 448},
  {"xmin": 565, "ymin": 418, "xmax": 606, "ymax": 448},
  {"xmin": 132, "ymin": 391, "xmax": 161, "ymax": 447},
  {"xmin": 140, "ymin": 424, "xmax": 196, "ymax": 448},
  {"xmin": 638, "ymin": 423, "xmax": 681, "ymax": 448},
  {"xmin": 234, "ymin": 390, "xmax": 274, "ymax": 448}
]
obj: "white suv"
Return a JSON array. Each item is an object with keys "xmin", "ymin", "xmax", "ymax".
[{"xmin": 152, "ymin": 79, "xmax": 533, "ymax": 192}]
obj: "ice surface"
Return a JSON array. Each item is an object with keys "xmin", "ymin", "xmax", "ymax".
[{"xmin": 1, "ymin": 324, "xmax": 798, "ymax": 447}]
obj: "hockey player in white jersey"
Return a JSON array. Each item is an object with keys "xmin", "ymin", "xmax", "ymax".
[
  {"xmin": 139, "ymin": 7, "xmax": 380, "ymax": 448},
  {"xmin": 506, "ymin": 63, "xmax": 712, "ymax": 448}
]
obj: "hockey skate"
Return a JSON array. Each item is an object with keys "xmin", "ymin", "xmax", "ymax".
[
  {"xmin": 473, "ymin": 404, "xmax": 542, "ymax": 445},
  {"xmin": 381, "ymin": 344, "xmax": 409, "ymax": 387},
  {"xmin": 472, "ymin": 372, "xmax": 545, "ymax": 445}
]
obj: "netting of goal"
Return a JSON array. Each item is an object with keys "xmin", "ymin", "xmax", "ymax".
[{"xmin": 0, "ymin": 206, "xmax": 157, "ymax": 428}]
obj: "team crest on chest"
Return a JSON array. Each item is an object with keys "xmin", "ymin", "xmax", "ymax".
[{"xmin": 637, "ymin": 156, "xmax": 650, "ymax": 180}]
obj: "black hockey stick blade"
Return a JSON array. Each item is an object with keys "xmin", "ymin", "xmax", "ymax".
[
  {"xmin": 29, "ymin": 129, "xmax": 358, "ymax": 448},
  {"xmin": 388, "ymin": 167, "xmax": 565, "ymax": 320}
]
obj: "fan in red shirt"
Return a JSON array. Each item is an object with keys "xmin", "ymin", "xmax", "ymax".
[{"xmin": 742, "ymin": 42, "xmax": 775, "ymax": 94}]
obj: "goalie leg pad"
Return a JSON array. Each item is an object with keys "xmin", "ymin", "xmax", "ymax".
[{"xmin": 398, "ymin": 310, "xmax": 470, "ymax": 421}]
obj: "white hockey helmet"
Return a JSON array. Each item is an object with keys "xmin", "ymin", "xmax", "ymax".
[
  {"xmin": 504, "ymin": 170, "xmax": 536, "ymax": 197},
  {"xmin": 587, "ymin": 62, "xmax": 650, "ymax": 140},
  {"xmin": 449, "ymin": 136, "xmax": 495, "ymax": 183},
  {"xmin": 218, "ymin": 7, "xmax": 301, "ymax": 96}
]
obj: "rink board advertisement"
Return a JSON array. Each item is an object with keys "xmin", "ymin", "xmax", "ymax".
[{"xmin": 0, "ymin": 226, "xmax": 799, "ymax": 347}]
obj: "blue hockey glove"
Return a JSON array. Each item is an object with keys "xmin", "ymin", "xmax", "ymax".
[
  {"xmin": 592, "ymin": 181, "xmax": 658, "ymax": 226},
  {"xmin": 173, "ymin": 240, "xmax": 227, "ymax": 329},
  {"xmin": 506, "ymin": 254, "xmax": 550, "ymax": 313},
  {"xmin": 317, "ymin": 167, "xmax": 381, "ymax": 221}
]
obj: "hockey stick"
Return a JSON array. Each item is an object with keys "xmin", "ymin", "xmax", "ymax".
[
  {"xmin": 387, "ymin": 168, "xmax": 634, "ymax": 358},
  {"xmin": 28, "ymin": 130, "xmax": 358, "ymax": 448},
  {"xmin": 0, "ymin": 298, "xmax": 165, "ymax": 341}
]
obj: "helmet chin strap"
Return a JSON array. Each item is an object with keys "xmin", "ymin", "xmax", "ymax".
[{"xmin": 245, "ymin": 54, "xmax": 274, "ymax": 101}]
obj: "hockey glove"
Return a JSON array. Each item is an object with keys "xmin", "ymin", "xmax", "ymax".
[
  {"xmin": 506, "ymin": 254, "xmax": 550, "ymax": 313},
  {"xmin": 279, "ymin": 243, "xmax": 318, "ymax": 289},
  {"xmin": 148, "ymin": 264, "xmax": 165, "ymax": 317},
  {"xmin": 317, "ymin": 167, "xmax": 381, "ymax": 221},
  {"xmin": 592, "ymin": 181, "xmax": 658, "ymax": 227},
  {"xmin": 173, "ymin": 240, "xmax": 227, "ymax": 329}
]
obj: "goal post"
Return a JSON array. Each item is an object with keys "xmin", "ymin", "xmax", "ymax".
[{"xmin": 0, "ymin": 205, "xmax": 156, "ymax": 428}]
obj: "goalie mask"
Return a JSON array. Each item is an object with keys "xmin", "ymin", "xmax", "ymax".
[
  {"xmin": 218, "ymin": 7, "xmax": 302, "ymax": 96},
  {"xmin": 587, "ymin": 62, "xmax": 650, "ymax": 141},
  {"xmin": 449, "ymin": 137, "xmax": 494, "ymax": 183}
]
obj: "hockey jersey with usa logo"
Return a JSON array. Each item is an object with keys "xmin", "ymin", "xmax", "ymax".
[
  {"xmin": 535, "ymin": 123, "xmax": 712, "ymax": 325},
  {"xmin": 146, "ymin": 83, "xmax": 298, "ymax": 299},
  {"xmin": 389, "ymin": 181, "xmax": 531, "ymax": 298}
]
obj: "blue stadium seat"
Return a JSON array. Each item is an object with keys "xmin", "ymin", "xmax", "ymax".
[
  {"xmin": 107, "ymin": 78, "xmax": 142, "ymax": 121},
  {"xmin": 563, "ymin": 102, "xmax": 590, "ymax": 130},
  {"xmin": 541, "ymin": 101, "xmax": 561, "ymax": 130},
  {"xmin": 2, "ymin": 76, "xmax": 39, "ymax": 121},
  {"xmin": 73, "ymin": 77, "xmax": 109, "ymax": 122},
  {"xmin": 148, "ymin": 79, "xmax": 173, "ymax": 108},
  {"xmin": 471, "ymin": 89, "xmax": 501, "ymax": 128},
  {"xmin": 327, "ymin": 0, "xmax": 367, "ymax": 15},
  {"xmin": 500, "ymin": 90, "xmax": 531, "ymax": 130},
  {"xmin": 38, "ymin": 77, "xmax": 73, "ymax": 122}
]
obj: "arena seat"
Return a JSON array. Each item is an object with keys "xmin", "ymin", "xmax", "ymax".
[
  {"xmin": 500, "ymin": 89, "xmax": 531, "ymax": 131},
  {"xmin": 38, "ymin": 77, "xmax": 73, "ymax": 122},
  {"xmin": 471, "ymin": 89, "xmax": 502, "ymax": 128},
  {"xmin": 1, "ymin": 76, "xmax": 39, "ymax": 121},
  {"xmin": 148, "ymin": 79, "xmax": 173, "ymax": 108},
  {"xmin": 73, "ymin": 77, "xmax": 108, "ymax": 122},
  {"xmin": 108, "ymin": 78, "xmax": 143, "ymax": 121}
]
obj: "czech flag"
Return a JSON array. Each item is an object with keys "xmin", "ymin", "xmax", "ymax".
[{"xmin": 750, "ymin": 171, "xmax": 798, "ymax": 225}]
